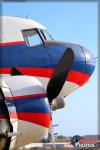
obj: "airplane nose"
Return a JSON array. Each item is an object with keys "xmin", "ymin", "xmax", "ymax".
[{"xmin": 80, "ymin": 46, "xmax": 95, "ymax": 76}]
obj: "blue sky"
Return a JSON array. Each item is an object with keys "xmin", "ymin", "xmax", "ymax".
[{"xmin": 2, "ymin": 2, "xmax": 98, "ymax": 137}]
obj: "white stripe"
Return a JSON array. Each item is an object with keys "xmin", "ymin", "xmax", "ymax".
[
  {"xmin": 1, "ymin": 76, "xmax": 45, "ymax": 97},
  {"xmin": 35, "ymin": 76, "xmax": 79, "ymax": 97},
  {"xmin": 0, "ymin": 75, "xmax": 80, "ymax": 98}
]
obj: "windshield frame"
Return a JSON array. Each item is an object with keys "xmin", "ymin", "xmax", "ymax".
[{"xmin": 40, "ymin": 29, "xmax": 53, "ymax": 41}]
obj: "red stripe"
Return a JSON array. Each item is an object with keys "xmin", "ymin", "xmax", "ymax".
[
  {"xmin": 5, "ymin": 93, "xmax": 47, "ymax": 100},
  {"xmin": 0, "ymin": 68, "xmax": 12, "ymax": 74},
  {"xmin": 0, "ymin": 114, "xmax": 5, "ymax": 119},
  {"xmin": 17, "ymin": 67, "xmax": 54, "ymax": 77},
  {"xmin": 0, "ymin": 114, "xmax": 9, "ymax": 119},
  {"xmin": 67, "ymin": 70, "xmax": 89, "ymax": 86},
  {"xmin": 0, "ymin": 41, "xmax": 25, "ymax": 46},
  {"xmin": 0, "ymin": 67, "xmax": 90, "ymax": 86},
  {"xmin": 9, "ymin": 112, "xmax": 50, "ymax": 128},
  {"xmin": 17, "ymin": 68, "xmax": 90, "ymax": 85},
  {"xmin": 0, "ymin": 67, "xmax": 53, "ymax": 77}
]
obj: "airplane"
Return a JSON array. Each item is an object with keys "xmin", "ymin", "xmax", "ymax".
[{"xmin": 0, "ymin": 16, "xmax": 95, "ymax": 150}]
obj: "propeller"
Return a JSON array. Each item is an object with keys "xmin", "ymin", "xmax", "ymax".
[
  {"xmin": 47, "ymin": 48, "xmax": 74, "ymax": 103},
  {"xmin": 47, "ymin": 48, "xmax": 74, "ymax": 149},
  {"xmin": 11, "ymin": 48, "xmax": 74, "ymax": 103},
  {"xmin": 11, "ymin": 68, "xmax": 22, "ymax": 76},
  {"xmin": 0, "ymin": 89, "xmax": 13, "ymax": 150}
]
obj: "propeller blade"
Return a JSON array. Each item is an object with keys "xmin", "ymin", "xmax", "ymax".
[
  {"xmin": 11, "ymin": 68, "xmax": 22, "ymax": 76},
  {"xmin": 47, "ymin": 48, "xmax": 74, "ymax": 103},
  {"xmin": 0, "ymin": 89, "xmax": 13, "ymax": 150}
]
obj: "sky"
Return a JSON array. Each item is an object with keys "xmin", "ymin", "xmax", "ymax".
[{"xmin": 2, "ymin": 1, "xmax": 98, "ymax": 137}]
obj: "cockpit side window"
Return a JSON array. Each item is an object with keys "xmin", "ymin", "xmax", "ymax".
[
  {"xmin": 22, "ymin": 29, "xmax": 42, "ymax": 47},
  {"xmin": 41, "ymin": 30, "xmax": 53, "ymax": 41}
]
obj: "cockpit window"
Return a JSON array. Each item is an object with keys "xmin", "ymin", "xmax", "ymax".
[
  {"xmin": 22, "ymin": 29, "xmax": 42, "ymax": 47},
  {"xmin": 41, "ymin": 30, "xmax": 53, "ymax": 41}
]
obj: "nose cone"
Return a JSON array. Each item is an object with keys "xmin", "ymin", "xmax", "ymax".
[{"xmin": 81, "ymin": 46, "xmax": 95, "ymax": 76}]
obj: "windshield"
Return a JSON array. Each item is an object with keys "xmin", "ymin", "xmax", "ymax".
[
  {"xmin": 22, "ymin": 29, "xmax": 42, "ymax": 47},
  {"xmin": 41, "ymin": 30, "xmax": 53, "ymax": 41}
]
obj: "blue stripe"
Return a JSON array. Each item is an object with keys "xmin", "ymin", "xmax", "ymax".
[
  {"xmin": 6, "ymin": 96, "xmax": 50, "ymax": 113},
  {"xmin": 0, "ymin": 43, "xmax": 95, "ymax": 76}
]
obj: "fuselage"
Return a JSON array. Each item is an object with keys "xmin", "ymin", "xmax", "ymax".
[
  {"xmin": 0, "ymin": 16, "xmax": 95, "ymax": 149},
  {"xmin": 0, "ymin": 40, "xmax": 95, "ymax": 96},
  {"xmin": 0, "ymin": 16, "xmax": 95, "ymax": 97}
]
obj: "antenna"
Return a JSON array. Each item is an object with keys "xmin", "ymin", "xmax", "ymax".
[{"xmin": 25, "ymin": 14, "xmax": 29, "ymax": 19}]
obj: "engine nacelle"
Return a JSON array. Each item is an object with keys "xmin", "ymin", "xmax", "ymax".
[
  {"xmin": 51, "ymin": 97, "xmax": 66, "ymax": 111},
  {"xmin": 0, "ymin": 76, "xmax": 50, "ymax": 150}
]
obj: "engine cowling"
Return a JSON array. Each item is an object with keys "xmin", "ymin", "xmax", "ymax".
[
  {"xmin": 0, "ymin": 76, "xmax": 50, "ymax": 150},
  {"xmin": 51, "ymin": 97, "xmax": 66, "ymax": 111}
]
